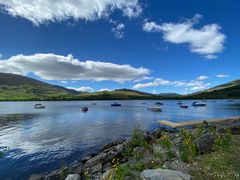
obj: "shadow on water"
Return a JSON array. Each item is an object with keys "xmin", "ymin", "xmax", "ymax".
[{"xmin": 0, "ymin": 113, "xmax": 44, "ymax": 127}]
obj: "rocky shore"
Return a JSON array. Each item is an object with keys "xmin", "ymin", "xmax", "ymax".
[{"xmin": 29, "ymin": 117, "xmax": 240, "ymax": 180}]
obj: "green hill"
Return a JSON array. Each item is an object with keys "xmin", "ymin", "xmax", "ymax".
[
  {"xmin": 184, "ymin": 80, "xmax": 240, "ymax": 99},
  {"xmin": 0, "ymin": 73, "xmax": 239, "ymax": 101},
  {"xmin": 0, "ymin": 73, "xmax": 78, "ymax": 100},
  {"xmin": 64, "ymin": 89, "xmax": 160, "ymax": 100}
]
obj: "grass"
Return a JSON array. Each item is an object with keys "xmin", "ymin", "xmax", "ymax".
[
  {"xmin": 113, "ymin": 164, "xmax": 131, "ymax": 180},
  {"xmin": 189, "ymin": 135, "xmax": 240, "ymax": 180}
]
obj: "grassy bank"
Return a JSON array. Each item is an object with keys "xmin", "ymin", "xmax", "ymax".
[{"xmin": 106, "ymin": 124, "xmax": 240, "ymax": 180}]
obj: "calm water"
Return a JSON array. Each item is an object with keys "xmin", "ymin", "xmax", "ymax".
[{"xmin": 0, "ymin": 100, "xmax": 240, "ymax": 179}]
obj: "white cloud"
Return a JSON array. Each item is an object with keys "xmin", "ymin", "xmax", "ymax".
[
  {"xmin": 0, "ymin": 0, "xmax": 142, "ymax": 25},
  {"xmin": 61, "ymin": 81, "xmax": 68, "ymax": 84},
  {"xmin": 204, "ymin": 54, "xmax": 217, "ymax": 60},
  {"xmin": 216, "ymin": 74, "xmax": 229, "ymax": 78},
  {"xmin": 133, "ymin": 78, "xmax": 171, "ymax": 89},
  {"xmin": 143, "ymin": 21, "xmax": 162, "ymax": 32},
  {"xmin": 0, "ymin": 53, "xmax": 150, "ymax": 83},
  {"xmin": 174, "ymin": 80, "xmax": 211, "ymax": 91},
  {"xmin": 143, "ymin": 14, "xmax": 226, "ymax": 59},
  {"xmin": 98, "ymin": 88, "xmax": 111, "ymax": 92},
  {"xmin": 68, "ymin": 86, "xmax": 94, "ymax": 92},
  {"xmin": 197, "ymin": 75, "xmax": 209, "ymax": 81},
  {"xmin": 133, "ymin": 78, "xmax": 211, "ymax": 92},
  {"xmin": 112, "ymin": 23, "xmax": 125, "ymax": 39}
]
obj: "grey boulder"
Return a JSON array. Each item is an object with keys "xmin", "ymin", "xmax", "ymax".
[
  {"xmin": 141, "ymin": 169, "xmax": 191, "ymax": 180},
  {"xmin": 65, "ymin": 174, "xmax": 80, "ymax": 180}
]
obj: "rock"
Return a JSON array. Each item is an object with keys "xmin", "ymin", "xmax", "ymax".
[
  {"xmin": 152, "ymin": 144, "xmax": 168, "ymax": 161},
  {"xmin": 81, "ymin": 156, "xmax": 91, "ymax": 164},
  {"xmin": 217, "ymin": 124, "xmax": 240, "ymax": 134},
  {"xmin": 72, "ymin": 163, "xmax": 84, "ymax": 174},
  {"xmin": 140, "ymin": 169, "xmax": 191, "ymax": 180},
  {"xmin": 230, "ymin": 125, "xmax": 240, "ymax": 134},
  {"xmin": 164, "ymin": 159, "xmax": 189, "ymax": 174},
  {"xmin": 101, "ymin": 169, "xmax": 113, "ymax": 180},
  {"xmin": 84, "ymin": 153, "xmax": 107, "ymax": 168},
  {"xmin": 65, "ymin": 174, "xmax": 80, "ymax": 180},
  {"xmin": 102, "ymin": 162, "xmax": 112, "ymax": 172},
  {"xmin": 120, "ymin": 156, "xmax": 128, "ymax": 163},
  {"xmin": 104, "ymin": 143, "xmax": 125, "ymax": 162},
  {"xmin": 92, "ymin": 172, "xmax": 102, "ymax": 180},
  {"xmin": 133, "ymin": 147, "xmax": 145, "ymax": 155},
  {"xmin": 44, "ymin": 167, "xmax": 70, "ymax": 180},
  {"xmin": 102, "ymin": 139, "xmax": 125, "ymax": 151},
  {"xmin": 151, "ymin": 129, "xmax": 162, "ymax": 139},
  {"xmin": 90, "ymin": 163, "xmax": 102, "ymax": 174},
  {"xmin": 144, "ymin": 131, "xmax": 154, "ymax": 143},
  {"xmin": 29, "ymin": 174, "xmax": 44, "ymax": 180},
  {"xmin": 196, "ymin": 133, "xmax": 214, "ymax": 154}
]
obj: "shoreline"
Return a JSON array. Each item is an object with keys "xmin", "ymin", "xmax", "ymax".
[
  {"xmin": 0, "ymin": 98, "xmax": 240, "ymax": 102},
  {"xmin": 29, "ymin": 116, "xmax": 240, "ymax": 180}
]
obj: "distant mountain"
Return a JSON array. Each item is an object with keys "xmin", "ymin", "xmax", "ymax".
[
  {"xmin": 0, "ymin": 73, "xmax": 78, "ymax": 100},
  {"xmin": 1, "ymin": 73, "xmax": 239, "ymax": 101},
  {"xmin": 65, "ymin": 88, "xmax": 160, "ymax": 100},
  {"xmin": 184, "ymin": 80, "xmax": 240, "ymax": 99}
]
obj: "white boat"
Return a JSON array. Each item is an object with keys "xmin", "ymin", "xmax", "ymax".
[
  {"xmin": 147, "ymin": 106, "xmax": 162, "ymax": 112},
  {"xmin": 192, "ymin": 102, "xmax": 206, "ymax": 107},
  {"xmin": 34, "ymin": 104, "xmax": 45, "ymax": 109}
]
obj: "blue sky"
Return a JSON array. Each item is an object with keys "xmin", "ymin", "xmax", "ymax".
[{"xmin": 0, "ymin": 0, "xmax": 239, "ymax": 94}]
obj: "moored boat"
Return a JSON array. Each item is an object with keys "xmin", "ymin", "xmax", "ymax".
[
  {"xmin": 147, "ymin": 106, "xmax": 162, "ymax": 112},
  {"xmin": 192, "ymin": 102, "xmax": 206, "ymax": 107},
  {"xmin": 154, "ymin": 102, "xmax": 164, "ymax": 106},
  {"xmin": 34, "ymin": 104, "xmax": 45, "ymax": 109},
  {"xmin": 81, "ymin": 107, "xmax": 88, "ymax": 112},
  {"xmin": 177, "ymin": 101, "xmax": 183, "ymax": 105},
  {"xmin": 111, "ymin": 102, "xmax": 122, "ymax": 107},
  {"xmin": 179, "ymin": 105, "xmax": 188, "ymax": 108}
]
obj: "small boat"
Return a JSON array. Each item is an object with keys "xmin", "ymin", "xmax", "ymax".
[
  {"xmin": 141, "ymin": 102, "xmax": 147, "ymax": 105},
  {"xmin": 147, "ymin": 106, "xmax": 162, "ymax": 112},
  {"xmin": 177, "ymin": 101, "xmax": 183, "ymax": 105},
  {"xmin": 81, "ymin": 107, "xmax": 88, "ymax": 112},
  {"xmin": 227, "ymin": 99, "xmax": 235, "ymax": 102},
  {"xmin": 179, "ymin": 105, "xmax": 188, "ymax": 108},
  {"xmin": 34, "ymin": 104, "xmax": 45, "ymax": 109},
  {"xmin": 111, "ymin": 102, "xmax": 122, "ymax": 107},
  {"xmin": 91, "ymin": 103, "xmax": 97, "ymax": 105},
  {"xmin": 154, "ymin": 102, "xmax": 164, "ymax": 106},
  {"xmin": 192, "ymin": 102, "xmax": 206, "ymax": 107}
]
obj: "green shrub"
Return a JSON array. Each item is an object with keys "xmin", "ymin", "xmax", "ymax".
[
  {"xmin": 156, "ymin": 134, "xmax": 175, "ymax": 160},
  {"xmin": 125, "ymin": 128, "xmax": 149, "ymax": 156},
  {"xmin": 157, "ymin": 135, "xmax": 172, "ymax": 150},
  {"xmin": 214, "ymin": 128, "xmax": 233, "ymax": 149},
  {"xmin": 179, "ymin": 129, "xmax": 197, "ymax": 162},
  {"xmin": 134, "ymin": 161, "xmax": 146, "ymax": 171},
  {"xmin": 114, "ymin": 164, "xmax": 131, "ymax": 180}
]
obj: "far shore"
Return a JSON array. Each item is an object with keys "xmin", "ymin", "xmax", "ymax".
[{"xmin": 0, "ymin": 98, "xmax": 240, "ymax": 102}]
